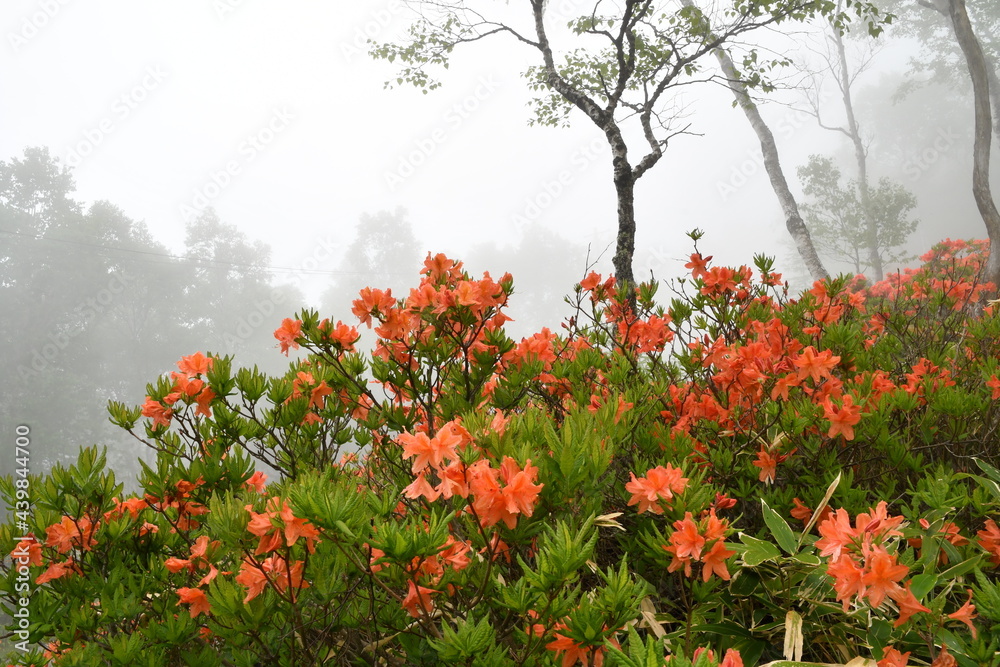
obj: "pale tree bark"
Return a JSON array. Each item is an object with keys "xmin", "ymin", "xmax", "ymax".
[
  {"xmin": 680, "ymin": 0, "xmax": 829, "ymax": 282},
  {"xmin": 987, "ymin": 65, "xmax": 1000, "ymax": 145},
  {"xmin": 944, "ymin": 0, "xmax": 1000, "ymax": 288},
  {"xmin": 830, "ymin": 25, "xmax": 883, "ymax": 280}
]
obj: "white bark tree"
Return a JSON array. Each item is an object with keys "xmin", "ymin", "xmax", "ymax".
[{"xmin": 371, "ymin": 0, "xmax": 888, "ymax": 287}]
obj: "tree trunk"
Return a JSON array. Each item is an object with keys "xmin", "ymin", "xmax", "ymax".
[
  {"xmin": 832, "ymin": 25, "xmax": 883, "ymax": 280},
  {"xmin": 611, "ymin": 172, "xmax": 637, "ymax": 287},
  {"xmin": 986, "ymin": 64, "xmax": 1000, "ymax": 145},
  {"xmin": 605, "ymin": 127, "xmax": 637, "ymax": 288},
  {"xmin": 708, "ymin": 43, "xmax": 830, "ymax": 282},
  {"xmin": 948, "ymin": 0, "xmax": 1000, "ymax": 288}
]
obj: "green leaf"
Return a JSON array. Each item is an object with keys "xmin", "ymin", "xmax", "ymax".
[
  {"xmin": 938, "ymin": 555, "xmax": 981, "ymax": 581},
  {"xmin": 974, "ymin": 457, "xmax": 1000, "ymax": 483},
  {"xmin": 762, "ymin": 499, "xmax": 798, "ymax": 555},
  {"xmin": 738, "ymin": 533, "xmax": 781, "ymax": 566},
  {"xmin": 909, "ymin": 572, "xmax": 938, "ymax": 600}
]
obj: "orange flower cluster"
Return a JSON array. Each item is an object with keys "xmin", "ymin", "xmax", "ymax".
[
  {"xmin": 245, "ymin": 496, "xmax": 320, "ymax": 555},
  {"xmin": 141, "ymin": 352, "xmax": 216, "ymax": 428},
  {"xmin": 165, "ymin": 535, "xmax": 220, "ymax": 586},
  {"xmin": 235, "ymin": 555, "xmax": 309, "ymax": 604},
  {"xmin": 978, "ymin": 519, "xmax": 1000, "ymax": 566},
  {"xmin": 625, "ymin": 464, "xmax": 689, "ymax": 514},
  {"xmin": 399, "ymin": 419, "xmax": 544, "ymax": 529},
  {"xmin": 816, "ymin": 503, "xmax": 979, "ymax": 636},
  {"xmin": 691, "ymin": 647, "xmax": 744, "ymax": 667},
  {"xmin": 144, "ymin": 478, "xmax": 210, "ymax": 532},
  {"xmin": 168, "ymin": 535, "xmax": 221, "ymax": 618},
  {"xmin": 528, "ymin": 612, "xmax": 618, "ymax": 667},
  {"xmin": 662, "ymin": 510, "xmax": 735, "ymax": 582}
]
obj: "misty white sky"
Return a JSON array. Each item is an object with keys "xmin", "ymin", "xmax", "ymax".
[{"xmin": 1, "ymin": 0, "xmax": 986, "ymax": 305}]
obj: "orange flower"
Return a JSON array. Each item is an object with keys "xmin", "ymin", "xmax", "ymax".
[
  {"xmin": 947, "ymin": 588, "xmax": 978, "ymax": 639},
  {"xmin": 789, "ymin": 498, "xmax": 831, "ymax": 527},
  {"xmin": 435, "ymin": 460, "xmax": 471, "ymax": 500},
  {"xmin": 45, "ymin": 516, "xmax": 80, "ymax": 554},
  {"xmin": 720, "ymin": 650, "xmax": 743, "ymax": 667},
  {"xmin": 579, "ymin": 271, "xmax": 602, "ymax": 291},
  {"xmin": 274, "ymin": 318, "xmax": 302, "ymax": 355},
  {"xmin": 816, "ymin": 508, "xmax": 858, "ymax": 561},
  {"xmin": 793, "ymin": 346, "xmax": 840, "ymax": 383},
  {"xmin": 10, "ymin": 536, "xmax": 42, "ymax": 567},
  {"xmin": 244, "ymin": 471, "xmax": 268, "ymax": 493},
  {"xmin": 35, "ymin": 559, "xmax": 78, "ymax": 585},
  {"xmin": 398, "ymin": 429, "xmax": 460, "ymax": 473},
  {"xmin": 235, "ymin": 559, "xmax": 269, "ymax": 603},
  {"xmin": 751, "ymin": 447, "xmax": 792, "ymax": 485},
  {"xmin": 308, "ymin": 381, "xmax": 333, "ymax": 410},
  {"xmin": 824, "ymin": 394, "xmax": 861, "ymax": 441},
  {"xmin": 827, "ymin": 554, "xmax": 866, "ymax": 611},
  {"xmin": 685, "ymin": 253, "xmax": 711, "ymax": 279},
  {"xmin": 403, "ymin": 472, "xmax": 441, "ymax": 501},
  {"xmin": 164, "ymin": 557, "xmax": 193, "ymax": 574},
  {"xmin": 625, "ymin": 464, "xmax": 689, "ymax": 514},
  {"xmin": 546, "ymin": 631, "xmax": 607, "ymax": 667},
  {"xmin": 323, "ymin": 319, "xmax": 359, "ymax": 351},
  {"xmin": 666, "ymin": 513, "xmax": 706, "ymax": 561},
  {"xmin": 246, "ymin": 497, "xmax": 320, "ymax": 555},
  {"xmin": 499, "ymin": 458, "xmax": 544, "ymax": 518},
  {"xmin": 189, "ymin": 535, "xmax": 216, "ymax": 560},
  {"xmin": 352, "ymin": 287, "xmax": 396, "ymax": 327},
  {"xmin": 878, "ymin": 647, "xmax": 911, "ymax": 667},
  {"xmin": 141, "ymin": 397, "xmax": 173, "ymax": 428},
  {"xmin": 701, "ymin": 539, "xmax": 735, "ymax": 582},
  {"xmin": 977, "ymin": 519, "xmax": 1000, "ymax": 566},
  {"xmin": 931, "ymin": 645, "xmax": 956, "ymax": 667},
  {"xmin": 438, "ymin": 536, "xmax": 471, "ymax": 572},
  {"xmin": 891, "ymin": 582, "xmax": 930, "ymax": 628},
  {"xmin": 470, "ymin": 457, "xmax": 544, "ymax": 529},
  {"xmin": 988, "ymin": 375, "xmax": 1000, "ymax": 399},
  {"xmin": 176, "ymin": 587, "xmax": 211, "ymax": 618},
  {"xmin": 119, "ymin": 496, "xmax": 149, "ymax": 520},
  {"xmin": 177, "ymin": 352, "xmax": 213, "ymax": 377},
  {"xmin": 401, "ymin": 580, "xmax": 438, "ymax": 618},
  {"xmin": 264, "ymin": 556, "xmax": 309, "ymax": 595},
  {"xmin": 861, "ymin": 547, "xmax": 908, "ymax": 607}
]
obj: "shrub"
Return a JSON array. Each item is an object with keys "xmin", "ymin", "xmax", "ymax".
[{"xmin": 3, "ymin": 239, "xmax": 999, "ymax": 666}]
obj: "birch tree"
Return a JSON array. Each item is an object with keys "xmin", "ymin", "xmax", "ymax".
[
  {"xmin": 371, "ymin": 0, "xmax": 888, "ymax": 287},
  {"xmin": 679, "ymin": 0, "xmax": 829, "ymax": 281}
]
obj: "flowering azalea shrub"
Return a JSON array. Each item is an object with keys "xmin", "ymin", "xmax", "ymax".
[{"xmin": 2, "ymin": 236, "xmax": 1000, "ymax": 666}]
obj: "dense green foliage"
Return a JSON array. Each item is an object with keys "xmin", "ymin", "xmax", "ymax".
[{"xmin": 2, "ymin": 234, "xmax": 1000, "ymax": 667}]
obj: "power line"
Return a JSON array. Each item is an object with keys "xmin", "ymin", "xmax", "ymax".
[{"xmin": 0, "ymin": 226, "xmax": 413, "ymax": 278}]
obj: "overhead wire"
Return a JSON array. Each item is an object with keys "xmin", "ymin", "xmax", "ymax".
[{"xmin": 0, "ymin": 226, "xmax": 414, "ymax": 278}]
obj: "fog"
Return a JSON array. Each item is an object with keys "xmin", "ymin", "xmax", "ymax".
[{"xmin": 1, "ymin": 0, "xmax": 998, "ymax": 481}]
